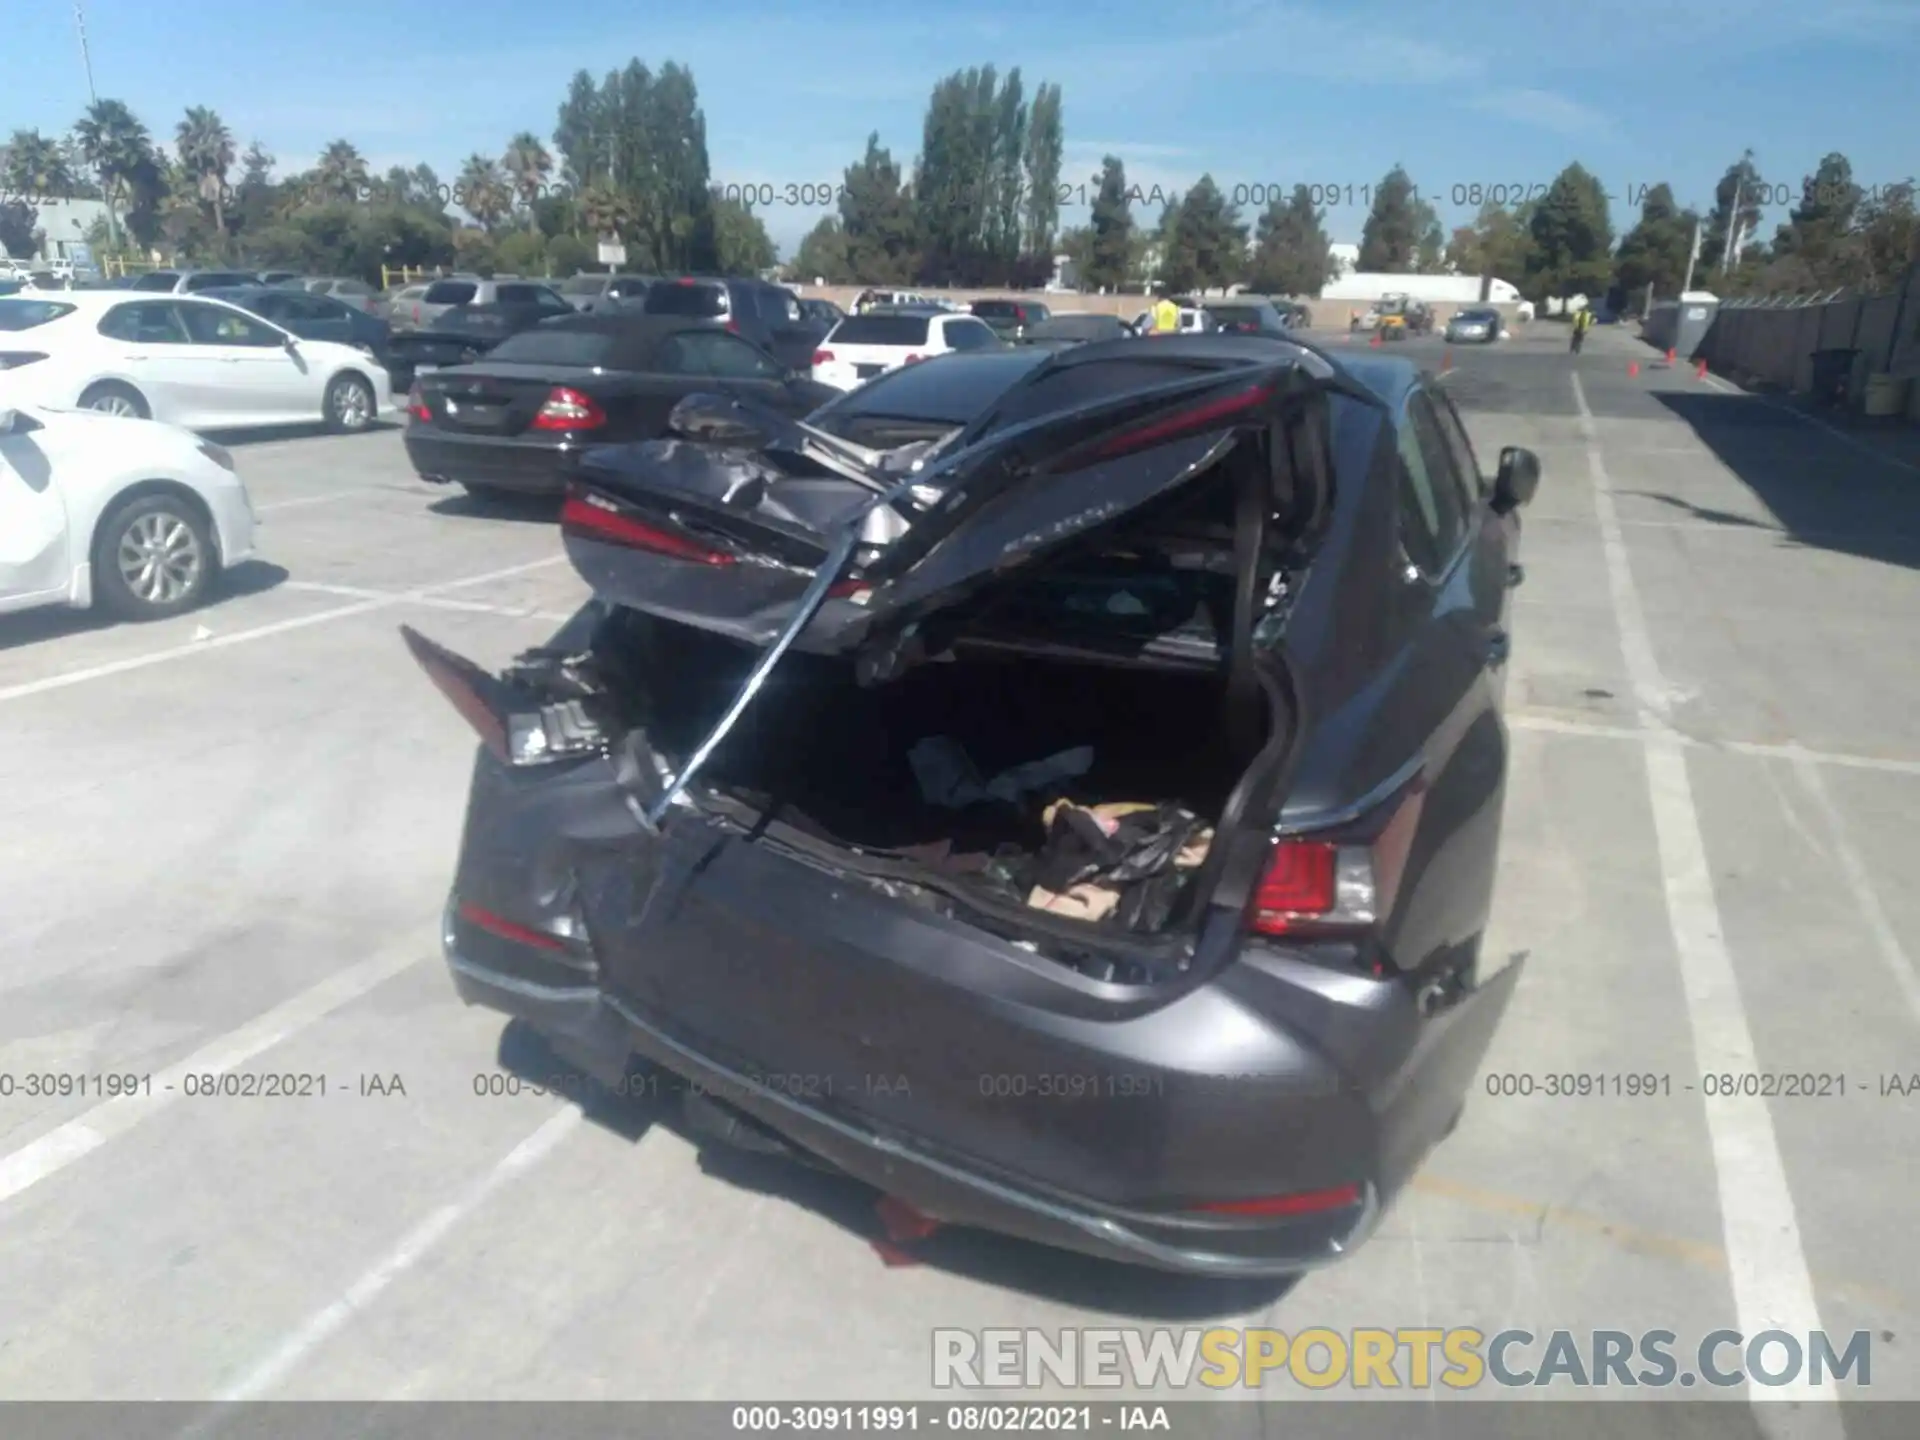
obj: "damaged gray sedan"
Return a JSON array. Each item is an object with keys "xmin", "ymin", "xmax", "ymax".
[{"xmin": 404, "ymin": 333, "xmax": 1543, "ymax": 1276}]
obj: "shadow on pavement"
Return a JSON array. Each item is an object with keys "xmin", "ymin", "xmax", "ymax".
[
  {"xmin": 427, "ymin": 490, "xmax": 562, "ymax": 523},
  {"xmin": 0, "ymin": 559, "xmax": 289, "ymax": 654},
  {"xmin": 1649, "ymin": 390, "xmax": 1920, "ymax": 572},
  {"xmin": 495, "ymin": 1019, "xmax": 1295, "ymax": 1318},
  {"xmin": 206, "ymin": 420, "xmax": 402, "ymax": 447}
]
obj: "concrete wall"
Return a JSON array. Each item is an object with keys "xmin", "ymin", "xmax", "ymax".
[{"xmin": 789, "ymin": 284, "xmax": 1529, "ymax": 331}]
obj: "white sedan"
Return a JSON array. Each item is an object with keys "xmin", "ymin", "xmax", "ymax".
[
  {"xmin": 810, "ymin": 310, "xmax": 1002, "ymax": 391},
  {"xmin": 0, "ymin": 399, "xmax": 258, "ymax": 621},
  {"xmin": 0, "ymin": 291, "xmax": 397, "ymax": 433}
]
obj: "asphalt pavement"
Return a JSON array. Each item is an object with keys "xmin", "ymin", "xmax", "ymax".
[{"xmin": 1, "ymin": 326, "xmax": 1916, "ymax": 1412}]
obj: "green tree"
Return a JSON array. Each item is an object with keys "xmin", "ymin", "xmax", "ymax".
[
  {"xmin": 1246, "ymin": 185, "xmax": 1334, "ymax": 296},
  {"xmin": 1021, "ymin": 82, "xmax": 1064, "ymax": 258},
  {"xmin": 493, "ymin": 228, "xmax": 549, "ymax": 275},
  {"xmin": 577, "ymin": 182, "xmax": 639, "ymax": 254},
  {"xmin": 312, "ymin": 140, "xmax": 370, "ymax": 204},
  {"xmin": 1358, "ymin": 165, "xmax": 1423, "ymax": 272},
  {"xmin": 2, "ymin": 129, "xmax": 77, "ymax": 201},
  {"xmin": 553, "ymin": 70, "xmax": 604, "ymax": 188},
  {"xmin": 1151, "ymin": 196, "xmax": 1189, "ymax": 292},
  {"xmin": 1612, "ymin": 184, "xmax": 1697, "ymax": 305},
  {"xmin": 545, "ymin": 232, "xmax": 592, "ymax": 276},
  {"xmin": 1412, "ymin": 195, "xmax": 1444, "ymax": 273},
  {"xmin": 1852, "ymin": 181, "xmax": 1919, "ymax": 291},
  {"xmin": 458, "ymin": 154, "xmax": 512, "ymax": 231},
  {"xmin": 1447, "ymin": 200, "xmax": 1537, "ymax": 293},
  {"xmin": 502, "ymin": 132, "xmax": 554, "ymax": 220},
  {"xmin": 175, "ymin": 107, "xmax": 235, "ymax": 255},
  {"xmin": 1764, "ymin": 153, "xmax": 1860, "ymax": 289},
  {"xmin": 1082, "ymin": 156, "xmax": 1136, "ymax": 293},
  {"xmin": 793, "ymin": 216, "xmax": 852, "ymax": 282},
  {"xmin": 913, "ymin": 64, "xmax": 1044, "ymax": 284},
  {"xmin": 1702, "ymin": 149, "xmax": 1765, "ymax": 278},
  {"xmin": 73, "ymin": 99, "xmax": 153, "ymax": 250},
  {"xmin": 839, "ymin": 132, "xmax": 919, "ymax": 284},
  {"xmin": 1526, "ymin": 162, "xmax": 1615, "ymax": 301},
  {"xmin": 711, "ymin": 191, "xmax": 777, "ymax": 273},
  {"xmin": 0, "ymin": 199, "xmax": 44, "ymax": 259},
  {"xmin": 1164, "ymin": 175, "xmax": 1246, "ymax": 292},
  {"xmin": 230, "ymin": 140, "xmax": 278, "ymax": 235}
]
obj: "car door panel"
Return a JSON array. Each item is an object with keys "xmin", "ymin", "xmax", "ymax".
[
  {"xmin": 0, "ymin": 424, "xmax": 70, "ymax": 609},
  {"xmin": 178, "ymin": 303, "xmax": 321, "ymax": 424},
  {"xmin": 94, "ymin": 301, "xmax": 204, "ymax": 423}
]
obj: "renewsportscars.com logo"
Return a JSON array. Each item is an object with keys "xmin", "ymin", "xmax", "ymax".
[{"xmin": 932, "ymin": 1327, "xmax": 1874, "ymax": 1391}]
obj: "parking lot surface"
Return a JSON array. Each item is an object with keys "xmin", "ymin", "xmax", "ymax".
[{"xmin": 2, "ymin": 326, "xmax": 1916, "ymax": 1409}]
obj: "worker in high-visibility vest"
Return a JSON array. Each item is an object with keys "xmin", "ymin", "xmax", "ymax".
[
  {"xmin": 1570, "ymin": 304, "xmax": 1594, "ymax": 354},
  {"xmin": 1149, "ymin": 294, "xmax": 1180, "ymax": 335}
]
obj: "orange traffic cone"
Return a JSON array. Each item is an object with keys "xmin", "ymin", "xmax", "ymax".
[
  {"xmin": 1369, "ymin": 333, "xmax": 1382, "ymax": 348},
  {"xmin": 1628, "ymin": 361, "xmax": 1640, "ymax": 378},
  {"xmin": 1666, "ymin": 348, "xmax": 1676, "ymax": 365},
  {"xmin": 1441, "ymin": 349, "xmax": 1453, "ymax": 373},
  {"xmin": 1696, "ymin": 359, "xmax": 1709, "ymax": 380}
]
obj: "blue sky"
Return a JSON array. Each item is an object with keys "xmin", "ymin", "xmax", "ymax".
[{"xmin": 12, "ymin": 0, "xmax": 1920, "ymax": 257}]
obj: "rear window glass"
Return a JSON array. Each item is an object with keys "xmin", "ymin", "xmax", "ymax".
[
  {"xmin": 184, "ymin": 272, "xmax": 256, "ymax": 291},
  {"xmin": 972, "ymin": 358, "xmax": 1228, "ymax": 437},
  {"xmin": 830, "ymin": 314, "xmax": 930, "ymax": 346},
  {"xmin": 424, "ymin": 281, "xmax": 478, "ymax": 304},
  {"xmin": 485, "ymin": 329, "xmax": 620, "ymax": 366},
  {"xmin": 560, "ymin": 276, "xmax": 606, "ymax": 295},
  {"xmin": 972, "ymin": 301, "xmax": 1017, "ymax": 319},
  {"xmin": 809, "ymin": 351, "xmax": 1049, "ymax": 428},
  {"xmin": 643, "ymin": 281, "xmax": 729, "ymax": 317},
  {"xmin": 0, "ymin": 299, "xmax": 76, "ymax": 330},
  {"xmin": 495, "ymin": 284, "xmax": 552, "ymax": 304},
  {"xmin": 1029, "ymin": 316, "xmax": 1124, "ymax": 341}
]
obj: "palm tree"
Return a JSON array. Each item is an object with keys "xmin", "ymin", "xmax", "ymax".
[
  {"xmin": 313, "ymin": 139, "xmax": 369, "ymax": 204},
  {"xmin": 578, "ymin": 182, "xmax": 635, "ymax": 244},
  {"xmin": 74, "ymin": 99, "xmax": 153, "ymax": 248},
  {"xmin": 457, "ymin": 154, "xmax": 512, "ymax": 232},
  {"xmin": 175, "ymin": 107, "xmax": 236, "ymax": 254},
  {"xmin": 2, "ymin": 129, "xmax": 77, "ymax": 200},
  {"xmin": 501, "ymin": 132, "xmax": 553, "ymax": 220}
]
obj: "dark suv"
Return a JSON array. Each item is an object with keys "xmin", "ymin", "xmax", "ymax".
[{"xmin": 640, "ymin": 277, "xmax": 827, "ymax": 370}]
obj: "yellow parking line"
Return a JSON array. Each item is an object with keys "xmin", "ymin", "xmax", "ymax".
[{"xmin": 1409, "ymin": 1173, "xmax": 1907, "ymax": 1312}]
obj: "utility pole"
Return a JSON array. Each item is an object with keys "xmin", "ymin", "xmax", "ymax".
[
  {"xmin": 73, "ymin": 0, "xmax": 122, "ymax": 251},
  {"xmin": 1681, "ymin": 216, "xmax": 1703, "ymax": 296},
  {"xmin": 1719, "ymin": 158, "xmax": 1751, "ymax": 275}
]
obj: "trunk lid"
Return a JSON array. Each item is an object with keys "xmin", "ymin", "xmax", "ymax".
[{"xmin": 416, "ymin": 361, "xmax": 599, "ymax": 436}]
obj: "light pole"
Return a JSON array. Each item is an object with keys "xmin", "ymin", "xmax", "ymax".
[{"xmin": 73, "ymin": 1, "xmax": 123, "ymax": 251}]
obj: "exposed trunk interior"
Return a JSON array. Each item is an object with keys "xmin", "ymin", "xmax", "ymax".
[{"xmin": 589, "ymin": 605, "xmax": 1276, "ymax": 964}]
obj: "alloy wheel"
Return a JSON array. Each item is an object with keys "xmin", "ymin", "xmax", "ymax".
[
  {"xmin": 333, "ymin": 380, "xmax": 372, "ymax": 428},
  {"xmin": 116, "ymin": 511, "xmax": 203, "ymax": 606}
]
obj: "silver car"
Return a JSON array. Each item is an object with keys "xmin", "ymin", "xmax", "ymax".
[
  {"xmin": 302, "ymin": 276, "xmax": 387, "ymax": 319},
  {"xmin": 556, "ymin": 273, "xmax": 657, "ymax": 312},
  {"xmin": 410, "ymin": 276, "xmax": 569, "ymax": 329},
  {"xmin": 1444, "ymin": 307, "xmax": 1503, "ymax": 344}
]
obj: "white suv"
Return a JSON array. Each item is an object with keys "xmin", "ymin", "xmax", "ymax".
[{"xmin": 811, "ymin": 309, "xmax": 1001, "ymax": 391}]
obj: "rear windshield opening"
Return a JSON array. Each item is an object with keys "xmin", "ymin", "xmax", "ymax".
[
  {"xmin": 644, "ymin": 283, "xmax": 729, "ymax": 318},
  {"xmin": 424, "ymin": 281, "xmax": 478, "ymax": 305},
  {"xmin": 485, "ymin": 330, "xmax": 619, "ymax": 366},
  {"xmin": 560, "ymin": 276, "xmax": 607, "ymax": 295},
  {"xmin": 831, "ymin": 315, "xmax": 932, "ymax": 347}
]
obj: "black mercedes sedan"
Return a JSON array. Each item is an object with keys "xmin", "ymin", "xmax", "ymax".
[
  {"xmin": 401, "ymin": 332, "xmax": 1541, "ymax": 1275},
  {"xmin": 384, "ymin": 291, "xmax": 575, "ymax": 391},
  {"xmin": 403, "ymin": 313, "xmax": 841, "ymax": 501}
]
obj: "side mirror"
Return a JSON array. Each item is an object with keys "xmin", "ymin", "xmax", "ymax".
[
  {"xmin": 283, "ymin": 333, "xmax": 300, "ymax": 350},
  {"xmin": 1492, "ymin": 446, "xmax": 1541, "ymax": 513},
  {"xmin": 0, "ymin": 407, "xmax": 16, "ymax": 435}
]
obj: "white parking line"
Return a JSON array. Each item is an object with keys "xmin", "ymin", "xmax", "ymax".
[
  {"xmin": 1788, "ymin": 752, "xmax": 1920, "ymax": 1025},
  {"xmin": 282, "ymin": 579, "xmax": 575, "ymax": 623},
  {"xmin": 201, "ymin": 1108, "xmax": 581, "ymax": 1409},
  {"xmin": 0, "ymin": 557, "xmax": 567, "ymax": 706},
  {"xmin": 1573, "ymin": 372, "xmax": 1840, "ymax": 1435},
  {"xmin": 1507, "ymin": 712, "xmax": 1920, "ymax": 778},
  {"xmin": 0, "ymin": 938, "xmax": 426, "ymax": 1210},
  {"xmin": 253, "ymin": 490, "xmax": 382, "ymax": 514}
]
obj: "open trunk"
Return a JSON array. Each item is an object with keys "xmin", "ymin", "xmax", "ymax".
[{"xmin": 580, "ymin": 604, "xmax": 1279, "ymax": 964}]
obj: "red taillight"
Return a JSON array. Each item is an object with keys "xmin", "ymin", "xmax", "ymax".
[
  {"xmin": 560, "ymin": 490, "xmax": 737, "ymax": 566},
  {"xmin": 1249, "ymin": 840, "xmax": 1337, "ymax": 934},
  {"xmin": 1088, "ymin": 381, "xmax": 1276, "ymax": 462},
  {"xmin": 406, "ymin": 382, "xmax": 430, "ymax": 421},
  {"xmin": 530, "ymin": 386, "xmax": 605, "ymax": 430},
  {"xmin": 1191, "ymin": 1183, "xmax": 1362, "ymax": 1218},
  {"xmin": 904, "ymin": 353, "xmax": 924, "ymax": 364},
  {"xmin": 676, "ymin": 277, "xmax": 695, "ymax": 285},
  {"xmin": 724, "ymin": 319, "xmax": 739, "ymax": 335},
  {"xmin": 456, "ymin": 901, "xmax": 568, "ymax": 952},
  {"xmin": 812, "ymin": 348, "xmax": 835, "ymax": 365}
]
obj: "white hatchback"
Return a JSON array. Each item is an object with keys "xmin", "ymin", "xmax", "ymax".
[
  {"xmin": 0, "ymin": 291, "xmax": 397, "ymax": 434},
  {"xmin": 0, "ymin": 399, "xmax": 258, "ymax": 621},
  {"xmin": 811, "ymin": 311, "xmax": 1002, "ymax": 392}
]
